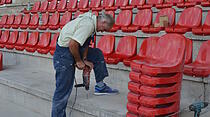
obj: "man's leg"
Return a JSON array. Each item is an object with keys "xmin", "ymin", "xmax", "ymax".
[
  {"xmin": 51, "ymin": 63, "xmax": 75, "ymax": 117},
  {"xmin": 87, "ymin": 48, "xmax": 119, "ymax": 95}
]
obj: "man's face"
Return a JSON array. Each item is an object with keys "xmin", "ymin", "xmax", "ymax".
[{"xmin": 97, "ymin": 22, "xmax": 112, "ymax": 32}]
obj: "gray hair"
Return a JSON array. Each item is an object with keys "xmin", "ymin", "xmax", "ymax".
[{"xmin": 100, "ymin": 12, "xmax": 115, "ymax": 28}]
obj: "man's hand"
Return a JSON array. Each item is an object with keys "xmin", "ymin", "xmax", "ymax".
[
  {"xmin": 76, "ymin": 61, "xmax": 85, "ymax": 70},
  {"xmin": 84, "ymin": 60, "xmax": 93, "ymax": 70}
]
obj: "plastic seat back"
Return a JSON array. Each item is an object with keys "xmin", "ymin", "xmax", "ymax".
[
  {"xmin": 5, "ymin": 0, "xmax": 11, "ymax": 4},
  {"xmin": 147, "ymin": 0, "xmax": 163, "ymax": 5},
  {"xmin": 138, "ymin": 37, "xmax": 159, "ymax": 58},
  {"xmin": 116, "ymin": 10, "xmax": 132, "ymax": 26},
  {"xmin": 74, "ymin": 11, "xmax": 84, "ymax": 18},
  {"xmin": 165, "ymin": 0, "xmax": 184, "ymax": 4},
  {"xmin": 78, "ymin": 0, "xmax": 89, "ymax": 9},
  {"xmin": 133, "ymin": 9, "xmax": 152, "ymax": 27},
  {"xmin": 177, "ymin": 7, "xmax": 202, "ymax": 27},
  {"xmin": 39, "ymin": 0, "xmax": 48, "ymax": 11},
  {"xmin": 89, "ymin": 0, "xmax": 101, "ymax": 8},
  {"xmin": 115, "ymin": 0, "xmax": 129, "ymax": 7},
  {"xmin": 7, "ymin": 31, "xmax": 18, "ymax": 44},
  {"xmin": 57, "ymin": 0, "xmax": 67, "ymax": 10},
  {"xmin": 29, "ymin": 14, "xmax": 39, "ymax": 25},
  {"xmin": 116, "ymin": 36, "xmax": 137, "ymax": 56},
  {"xmin": 13, "ymin": 14, "xmax": 22, "ymax": 25},
  {"xmin": 0, "ymin": 0, "xmax": 6, "ymax": 5},
  {"xmin": 0, "ymin": 15, "xmax": 8, "ymax": 25},
  {"xmin": 38, "ymin": 32, "xmax": 51, "ymax": 48},
  {"xmin": 0, "ymin": 30, "xmax": 9, "ymax": 43},
  {"xmin": 48, "ymin": 0, "xmax": 57, "ymax": 11},
  {"xmin": 154, "ymin": 8, "xmax": 176, "ymax": 26},
  {"xmin": 6, "ymin": 14, "xmax": 15, "ymax": 25},
  {"xmin": 102, "ymin": 0, "xmax": 115, "ymax": 8},
  {"xmin": 21, "ymin": 14, "xmax": 30, "ymax": 25},
  {"xmin": 40, "ymin": 13, "xmax": 49, "ymax": 25},
  {"xmin": 60, "ymin": 11, "xmax": 72, "ymax": 26},
  {"xmin": 31, "ymin": 1, "xmax": 41, "ymax": 11},
  {"xmin": 26, "ymin": 32, "xmax": 39, "ymax": 46},
  {"xmin": 50, "ymin": 33, "xmax": 59, "ymax": 49},
  {"xmin": 185, "ymin": 38, "xmax": 193, "ymax": 64},
  {"xmin": 16, "ymin": 31, "xmax": 28, "ymax": 45},
  {"xmin": 48, "ymin": 12, "xmax": 60, "ymax": 26},
  {"xmin": 203, "ymin": 11, "xmax": 210, "ymax": 27},
  {"xmin": 153, "ymin": 34, "xmax": 186, "ymax": 64},
  {"xmin": 66, "ymin": 0, "xmax": 77, "ymax": 9},
  {"xmin": 130, "ymin": 0, "xmax": 145, "ymax": 6},
  {"xmin": 195, "ymin": 40, "xmax": 210, "ymax": 64},
  {"xmin": 97, "ymin": 35, "xmax": 115, "ymax": 55},
  {"xmin": 187, "ymin": 0, "xmax": 206, "ymax": 2}
]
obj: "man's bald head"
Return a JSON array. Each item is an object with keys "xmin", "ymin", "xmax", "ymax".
[{"xmin": 97, "ymin": 12, "xmax": 115, "ymax": 32}]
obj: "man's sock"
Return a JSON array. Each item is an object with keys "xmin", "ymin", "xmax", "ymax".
[{"xmin": 96, "ymin": 81, "xmax": 105, "ymax": 88}]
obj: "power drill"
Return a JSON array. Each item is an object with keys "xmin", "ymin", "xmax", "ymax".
[
  {"xmin": 75, "ymin": 66, "xmax": 90, "ymax": 90},
  {"xmin": 189, "ymin": 101, "xmax": 208, "ymax": 117}
]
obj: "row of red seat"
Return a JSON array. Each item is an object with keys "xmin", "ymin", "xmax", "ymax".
[
  {"xmin": 0, "ymin": 11, "xmax": 72, "ymax": 30},
  {"xmin": 0, "ymin": 30, "xmax": 58, "ymax": 55},
  {"xmin": 97, "ymin": 34, "xmax": 210, "ymax": 77},
  {"xmin": 109, "ymin": 7, "xmax": 210, "ymax": 35},
  {"xmin": 23, "ymin": 0, "xmax": 210, "ymax": 14},
  {"xmin": 0, "ymin": 0, "xmax": 11, "ymax": 5}
]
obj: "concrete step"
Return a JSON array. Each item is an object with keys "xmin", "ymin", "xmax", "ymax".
[
  {"xmin": 0, "ymin": 97, "xmax": 44, "ymax": 117},
  {"xmin": 0, "ymin": 65, "xmax": 127, "ymax": 117}
]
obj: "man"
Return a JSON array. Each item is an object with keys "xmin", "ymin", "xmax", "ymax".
[{"xmin": 51, "ymin": 12, "xmax": 119, "ymax": 117}]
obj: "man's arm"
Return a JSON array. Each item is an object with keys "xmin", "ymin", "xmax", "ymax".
[
  {"xmin": 69, "ymin": 39, "xmax": 85, "ymax": 70},
  {"xmin": 82, "ymin": 47, "xmax": 93, "ymax": 70}
]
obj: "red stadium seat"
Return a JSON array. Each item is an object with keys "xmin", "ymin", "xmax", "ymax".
[
  {"xmin": 90, "ymin": 0, "xmax": 102, "ymax": 11},
  {"xmin": 39, "ymin": 0, "xmax": 48, "ymax": 13},
  {"xmin": 66, "ymin": 0, "xmax": 77, "ymax": 12},
  {"xmin": 49, "ymin": 33, "xmax": 59, "ymax": 55},
  {"xmin": 74, "ymin": 11, "xmax": 84, "ymax": 19},
  {"xmin": 15, "ymin": 31, "xmax": 28, "ymax": 51},
  {"xmin": 127, "ymin": 92, "xmax": 140, "ymax": 104},
  {"xmin": 20, "ymin": 14, "xmax": 31, "ymax": 29},
  {"xmin": 121, "ymin": 9, "xmax": 152, "ymax": 32},
  {"xmin": 59, "ymin": 11, "xmax": 72, "ymax": 29},
  {"xmin": 11, "ymin": 14, "xmax": 22, "ymax": 29},
  {"xmin": 29, "ymin": 14, "xmax": 39, "ymax": 30},
  {"xmin": 192, "ymin": 11, "xmax": 210, "ymax": 35},
  {"xmin": 0, "ymin": 0, "xmax": 5, "ymax": 5},
  {"xmin": 5, "ymin": 0, "xmax": 11, "ymax": 4},
  {"xmin": 102, "ymin": 0, "xmax": 115, "ymax": 10},
  {"xmin": 110, "ymin": 10, "xmax": 132, "ymax": 32},
  {"xmin": 143, "ymin": 0, "xmax": 164, "ymax": 9},
  {"xmin": 106, "ymin": 36, "xmax": 137, "ymax": 64},
  {"xmin": 184, "ymin": 40, "xmax": 210, "ymax": 77},
  {"xmin": 156, "ymin": 0, "xmax": 184, "ymax": 8},
  {"xmin": 178, "ymin": 0, "xmax": 207, "ymax": 8},
  {"xmin": 38, "ymin": 13, "xmax": 49, "ymax": 30},
  {"xmin": 121, "ymin": 0, "xmax": 145, "ymax": 10},
  {"xmin": 185, "ymin": 38, "xmax": 193, "ymax": 64},
  {"xmin": 48, "ymin": 12, "xmax": 60, "ymax": 30},
  {"xmin": 4, "ymin": 14, "xmax": 15, "ymax": 29},
  {"xmin": 201, "ymin": 1, "xmax": 210, "ymax": 7},
  {"xmin": 48, "ymin": 0, "xmax": 57, "ymax": 13},
  {"xmin": 142, "ymin": 8, "xmax": 175, "ymax": 33},
  {"xmin": 106, "ymin": 0, "xmax": 129, "ymax": 10},
  {"xmin": 78, "ymin": 0, "xmax": 89, "ymax": 12},
  {"xmin": 57, "ymin": 0, "xmax": 67, "ymax": 12},
  {"xmin": 127, "ymin": 102, "xmax": 139, "ymax": 114},
  {"xmin": 165, "ymin": 7, "xmax": 202, "ymax": 34},
  {"xmin": 123, "ymin": 37, "xmax": 159, "ymax": 66},
  {"xmin": 5, "ymin": 31, "xmax": 19, "ymax": 50},
  {"xmin": 24, "ymin": 1, "xmax": 41, "ymax": 14},
  {"xmin": 37, "ymin": 32, "xmax": 51, "ymax": 54},
  {"xmin": 126, "ymin": 112, "xmax": 139, "ymax": 117},
  {"xmin": 130, "ymin": 34, "xmax": 186, "ymax": 76},
  {"xmin": 25, "ymin": 32, "xmax": 39, "ymax": 53},
  {"xmin": 0, "ymin": 30, "xmax": 10, "ymax": 48},
  {"xmin": 97, "ymin": 35, "xmax": 115, "ymax": 62},
  {"xmin": 0, "ymin": 15, "xmax": 8, "ymax": 28}
]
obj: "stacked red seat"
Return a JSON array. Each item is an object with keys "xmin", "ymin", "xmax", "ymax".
[
  {"xmin": 59, "ymin": 11, "xmax": 72, "ymax": 29},
  {"xmin": 4, "ymin": 14, "xmax": 15, "ymax": 29},
  {"xmin": 20, "ymin": 14, "xmax": 31, "ymax": 29},
  {"xmin": 0, "ymin": 30, "xmax": 10, "ymax": 48},
  {"xmin": 39, "ymin": 0, "xmax": 48, "ymax": 13},
  {"xmin": 25, "ymin": 32, "xmax": 39, "ymax": 53},
  {"xmin": 5, "ymin": 31, "xmax": 18, "ymax": 49},
  {"xmin": 78, "ymin": 0, "xmax": 89, "ymax": 12},
  {"xmin": 15, "ymin": 31, "xmax": 28, "ymax": 51},
  {"xmin": 37, "ymin": 32, "xmax": 51, "ymax": 54},
  {"xmin": 184, "ymin": 40, "xmax": 210, "ymax": 77},
  {"xmin": 49, "ymin": 33, "xmax": 59, "ymax": 55},
  {"xmin": 11, "ymin": 14, "xmax": 22, "ymax": 29},
  {"xmin": 38, "ymin": 13, "xmax": 49, "ymax": 30},
  {"xmin": 66, "ymin": 0, "xmax": 77, "ymax": 12},
  {"xmin": 89, "ymin": 0, "xmax": 102, "ymax": 11},
  {"xmin": 29, "ymin": 14, "xmax": 39, "ymax": 30},
  {"xmin": 0, "ymin": 15, "xmax": 8, "ymax": 28},
  {"xmin": 127, "ymin": 34, "xmax": 186, "ymax": 117}
]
